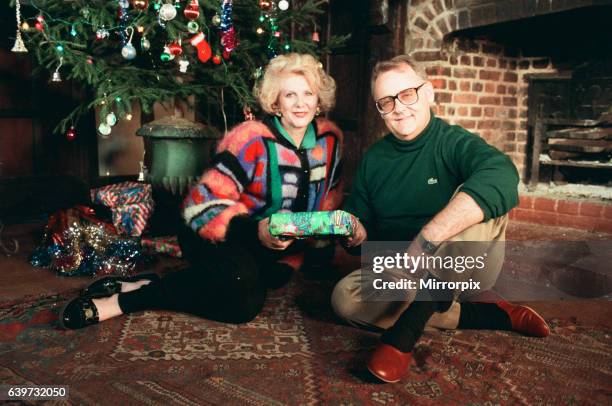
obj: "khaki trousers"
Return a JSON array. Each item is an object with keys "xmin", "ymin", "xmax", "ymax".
[{"xmin": 331, "ymin": 215, "xmax": 508, "ymax": 331}]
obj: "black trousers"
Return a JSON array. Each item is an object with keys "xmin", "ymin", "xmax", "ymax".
[{"xmin": 117, "ymin": 224, "xmax": 329, "ymax": 324}]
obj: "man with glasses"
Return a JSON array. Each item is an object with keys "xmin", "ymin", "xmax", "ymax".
[{"xmin": 332, "ymin": 55, "xmax": 550, "ymax": 383}]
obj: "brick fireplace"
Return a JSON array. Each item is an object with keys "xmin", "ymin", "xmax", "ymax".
[{"xmin": 402, "ymin": 0, "xmax": 612, "ymax": 232}]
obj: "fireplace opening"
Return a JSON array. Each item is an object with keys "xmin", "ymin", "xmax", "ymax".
[{"xmin": 442, "ymin": 4, "xmax": 612, "ymax": 192}]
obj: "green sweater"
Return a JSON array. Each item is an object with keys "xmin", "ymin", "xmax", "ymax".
[{"xmin": 345, "ymin": 115, "xmax": 519, "ymax": 241}]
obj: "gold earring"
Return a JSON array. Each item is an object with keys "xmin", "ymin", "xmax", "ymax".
[
  {"xmin": 315, "ymin": 106, "xmax": 321, "ymax": 116},
  {"xmin": 275, "ymin": 110, "xmax": 282, "ymax": 117}
]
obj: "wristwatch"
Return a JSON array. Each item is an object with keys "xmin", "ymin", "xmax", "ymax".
[{"xmin": 418, "ymin": 234, "xmax": 439, "ymax": 255}]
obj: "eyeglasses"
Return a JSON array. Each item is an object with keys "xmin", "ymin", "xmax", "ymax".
[{"xmin": 375, "ymin": 83, "xmax": 426, "ymax": 115}]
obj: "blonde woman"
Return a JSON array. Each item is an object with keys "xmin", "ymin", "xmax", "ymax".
[{"xmin": 61, "ymin": 53, "xmax": 344, "ymax": 329}]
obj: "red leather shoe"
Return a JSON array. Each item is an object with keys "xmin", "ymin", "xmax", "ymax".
[
  {"xmin": 497, "ymin": 301, "xmax": 550, "ymax": 337},
  {"xmin": 367, "ymin": 343, "xmax": 412, "ymax": 383}
]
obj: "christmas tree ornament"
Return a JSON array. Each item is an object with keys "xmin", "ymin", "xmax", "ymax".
[
  {"xmin": 132, "ymin": 0, "xmax": 149, "ymax": 10},
  {"xmin": 212, "ymin": 14, "xmax": 221, "ymax": 26},
  {"xmin": 178, "ymin": 58, "xmax": 190, "ymax": 73},
  {"xmin": 21, "ymin": 21, "xmax": 30, "ymax": 31},
  {"xmin": 168, "ymin": 41, "xmax": 183, "ymax": 56},
  {"xmin": 11, "ymin": 0, "xmax": 28, "ymax": 53},
  {"xmin": 121, "ymin": 27, "xmax": 137, "ymax": 60},
  {"xmin": 106, "ymin": 112, "xmax": 118, "ymax": 126},
  {"xmin": 136, "ymin": 25, "xmax": 145, "ymax": 33},
  {"xmin": 96, "ymin": 28, "xmax": 110, "ymax": 40},
  {"xmin": 220, "ymin": 0, "xmax": 233, "ymax": 30},
  {"xmin": 278, "ymin": 0, "xmax": 289, "ymax": 11},
  {"xmin": 35, "ymin": 16, "xmax": 44, "ymax": 31},
  {"xmin": 190, "ymin": 32, "xmax": 212, "ymax": 63},
  {"xmin": 66, "ymin": 126, "xmax": 76, "ymax": 141},
  {"xmin": 184, "ymin": 0, "xmax": 200, "ymax": 20},
  {"xmin": 51, "ymin": 57, "xmax": 64, "ymax": 82},
  {"xmin": 256, "ymin": 26, "xmax": 264, "ymax": 35},
  {"xmin": 117, "ymin": 0, "xmax": 131, "ymax": 47},
  {"xmin": 98, "ymin": 122, "xmax": 112, "ymax": 137},
  {"xmin": 259, "ymin": 0, "xmax": 272, "ymax": 11},
  {"xmin": 220, "ymin": 0, "xmax": 238, "ymax": 57},
  {"xmin": 187, "ymin": 21, "xmax": 199, "ymax": 33},
  {"xmin": 160, "ymin": 46, "xmax": 174, "ymax": 61},
  {"xmin": 159, "ymin": 3, "xmax": 177, "ymax": 21},
  {"xmin": 312, "ymin": 30, "xmax": 320, "ymax": 42},
  {"xmin": 141, "ymin": 36, "xmax": 151, "ymax": 50},
  {"xmin": 126, "ymin": 113, "xmax": 133, "ymax": 120},
  {"xmin": 70, "ymin": 25, "xmax": 77, "ymax": 37},
  {"xmin": 212, "ymin": 55, "xmax": 222, "ymax": 65}
]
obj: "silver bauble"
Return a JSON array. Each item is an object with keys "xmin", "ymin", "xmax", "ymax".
[
  {"xmin": 159, "ymin": 3, "xmax": 177, "ymax": 21},
  {"xmin": 141, "ymin": 37, "xmax": 151, "ymax": 50},
  {"xmin": 121, "ymin": 43, "xmax": 137, "ymax": 60},
  {"xmin": 98, "ymin": 122, "xmax": 112, "ymax": 137}
]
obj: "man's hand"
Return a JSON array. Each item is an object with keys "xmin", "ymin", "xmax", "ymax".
[
  {"xmin": 258, "ymin": 218, "xmax": 294, "ymax": 250},
  {"xmin": 344, "ymin": 218, "xmax": 367, "ymax": 247}
]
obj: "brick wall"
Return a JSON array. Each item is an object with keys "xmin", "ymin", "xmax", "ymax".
[
  {"xmin": 510, "ymin": 195, "xmax": 612, "ymax": 233},
  {"xmin": 404, "ymin": 1, "xmax": 570, "ymax": 180}
]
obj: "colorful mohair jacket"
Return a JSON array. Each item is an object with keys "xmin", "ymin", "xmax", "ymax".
[{"xmin": 182, "ymin": 116, "xmax": 343, "ymax": 243}]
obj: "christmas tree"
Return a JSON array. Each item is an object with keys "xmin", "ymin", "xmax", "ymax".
[{"xmin": 10, "ymin": 0, "xmax": 348, "ymax": 135}]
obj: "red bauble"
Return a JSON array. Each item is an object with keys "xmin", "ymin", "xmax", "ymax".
[
  {"xmin": 212, "ymin": 55, "xmax": 222, "ymax": 65},
  {"xmin": 222, "ymin": 50, "xmax": 231, "ymax": 60},
  {"xmin": 168, "ymin": 41, "xmax": 183, "ymax": 56},
  {"xmin": 66, "ymin": 126, "xmax": 76, "ymax": 141}
]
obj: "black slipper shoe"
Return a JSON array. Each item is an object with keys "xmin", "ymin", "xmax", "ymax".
[
  {"xmin": 80, "ymin": 273, "xmax": 160, "ymax": 298},
  {"xmin": 59, "ymin": 296, "xmax": 100, "ymax": 330}
]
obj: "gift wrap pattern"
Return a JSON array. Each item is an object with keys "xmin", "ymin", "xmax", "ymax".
[
  {"xmin": 268, "ymin": 210, "xmax": 356, "ymax": 238},
  {"xmin": 141, "ymin": 235, "xmax": 182, "ymax": 258},
  {"xmin": 91, "ymin": 181, "xmax": 154, "ymax": 236}
]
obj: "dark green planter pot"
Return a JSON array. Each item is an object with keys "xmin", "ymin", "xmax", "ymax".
[{"xmin": 136, "ymin": 116, "xmax": 222, "ymax": 197}]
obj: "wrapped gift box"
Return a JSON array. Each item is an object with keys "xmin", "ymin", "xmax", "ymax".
[
  {"xmin": 91, "ymin": 181, "xmax": 154, "ymax": 237},
  {"xmin": 268, "ymin": 210, "xmax": 357, "ymax": 239}
]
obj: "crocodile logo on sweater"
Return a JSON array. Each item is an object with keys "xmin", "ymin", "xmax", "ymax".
[{"xmin": 427, "ymin": 177, "xmax": 438, "ymax": 185}]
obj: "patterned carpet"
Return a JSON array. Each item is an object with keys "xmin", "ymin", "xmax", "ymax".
[{"xmin": 1, "ymin": 276, "xmax": 611, "ymax": 405}]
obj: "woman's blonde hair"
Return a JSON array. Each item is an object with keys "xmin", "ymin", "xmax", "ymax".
[{"xmin": 254, "ymin": 53, "xmax": 336, "ymax": 114}]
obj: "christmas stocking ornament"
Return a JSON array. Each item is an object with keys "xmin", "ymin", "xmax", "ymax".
[
  {"xmin": 190, "ymin": 32, "xmax": 212, "ymax": 63},
  {"xmin": 184, "ymin": 0, "xmax": 200, "ymax": 20}
]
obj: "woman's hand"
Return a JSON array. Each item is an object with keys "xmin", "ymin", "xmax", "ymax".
[
  {"xmin": 258, "ymin": 218, "xmax": 294, "ymax": 250},
  {"xmin": 344, "ymin": 219, "xmax": 367, "ymax": 247}
]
